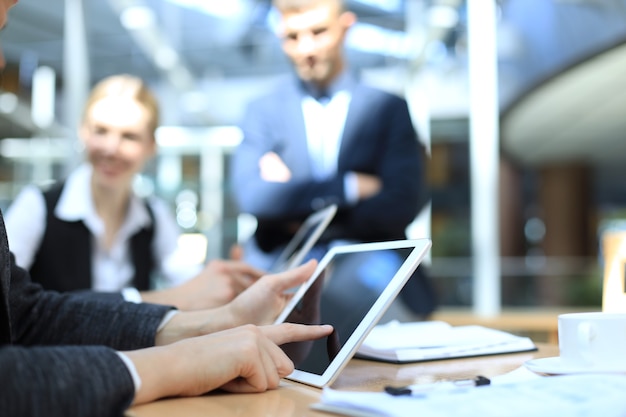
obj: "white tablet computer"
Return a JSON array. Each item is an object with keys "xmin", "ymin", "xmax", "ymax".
[
  {"xmin": 274, "ymin": 238, "xmax": 432, "ymax": 388},
  {"xmin": 269, "ymin": 204, "xmax": 337, "ymax": 273}
]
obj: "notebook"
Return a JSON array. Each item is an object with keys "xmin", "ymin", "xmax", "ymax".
[
  {"xmin": 268, "ymin": 204, "xmax": 337, "ymax": 273},
  {"xmin": 274, "ymin": 238, "xmax": 432, "ymax": 388},
  {"xmin": 356, "ymin": 320, "xmax": 537, "ymax": 363}
]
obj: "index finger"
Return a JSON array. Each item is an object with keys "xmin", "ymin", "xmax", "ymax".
[
  {"xmin": 228, "ymin": 262, "xmax": 265, "ymax": 280},
  {"xmin": 266, "ymin": 259, "xmax": 318, "ymax": 292},
  {"xmin": 261, "ymin": 322, "xmax": 333, "ymax": 346}
]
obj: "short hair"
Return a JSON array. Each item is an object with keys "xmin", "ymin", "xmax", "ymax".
[
  {"xmin": 272, "ymin": 0, "xmax": 346, "ymax": 13},
  {"xmin": 82, "ymin": 74, "xmax": 160, "ymax": 136}
]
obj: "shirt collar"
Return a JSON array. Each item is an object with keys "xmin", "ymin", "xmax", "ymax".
[
  {"xmin": 55, "ymin": 163, "xmax": 152, "ymax": 235},
  {"xmin": 300, "ymin": 69, "xmax": 356, "ymax": 101}
]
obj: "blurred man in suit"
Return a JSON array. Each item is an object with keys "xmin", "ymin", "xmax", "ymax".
[{"xmin": 231, "ymin": 0, "xmax": 436, "ymax": 319}]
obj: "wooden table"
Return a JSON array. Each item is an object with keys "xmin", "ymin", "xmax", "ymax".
[
  {"xmin": 126, "ymin": 344, "xmax": 558, "ymax": 417},
  {"xmin": 432, "ymin": 307, "xmax": 601, "ymax": 343}
]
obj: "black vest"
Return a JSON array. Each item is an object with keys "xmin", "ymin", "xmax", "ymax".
[{"xmin": 29, "ymin": 182, "xmax": 155, "ymax": 292}]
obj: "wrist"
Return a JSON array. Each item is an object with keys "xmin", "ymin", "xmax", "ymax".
[
  {"xmin": 139, "ymin": 289, "xmax": 166, "ymax": 305},
  {"xmin": 195, "ymin": 305, "xmax": 238, "ymax": 336},
  {"xmin": 213, "ymin": 304, "xmax": 239, "ymax": 331},
  {"xmin": 155, "ymin": 308, "xmax": 230, "ymax": 346},
  {"xmin": 141, "ymin": 287, "xmax": 184, "ymax": 309},
  {"xmin": 125, "ymin": 346, "xmax": 183, "ymax": 405}
]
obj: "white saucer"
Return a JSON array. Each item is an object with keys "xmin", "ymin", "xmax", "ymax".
[{"xmin": 525, "ymin": 356, "xmax": 626, "ymax": 375}]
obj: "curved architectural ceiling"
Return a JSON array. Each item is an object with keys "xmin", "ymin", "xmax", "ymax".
[
  {"xmin": 501, "ymin": 37, "xmax": 626, "ymax": 166},
  {"xmin": 0, "ymin": 0, "xmax": 465, "ymax": 134},
  {"xmin": 0, "ymin": 0, "xmax": 414, "ymax": 85}
]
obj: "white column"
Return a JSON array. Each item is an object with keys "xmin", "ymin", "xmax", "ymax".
[
  {"xmin": 404, "ymin": 0, "xmax": 432, "ymax": 265},
  {"xmin": 31, "ymin": 66, "xmax": 56, "ymax": 130},
  {"xmin": 467, "ymin": 0, "xmax": 501, "ymax": 316},
  {"xmin": 63, "ymin": 0, "xmax": 90, "ymax": 174},
  {"xmin": 200, "ymin": 146, "xmax": 224, "ymax": 261}
]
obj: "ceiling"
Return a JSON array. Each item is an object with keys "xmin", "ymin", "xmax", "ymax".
[
  {"xmin": 1, "ymin": 0, "xmax": 456, "ymax": 132},
  {"xmin": 500, "ymin": 36, "xmax": 626, "ymax": 166},
  {"xmin": 1, "ymin": 0, "xmax": 413, "ymax": 86},
  {"xmin": 2, "ymin": 0, "xmax": 626, "ymax": 168}
]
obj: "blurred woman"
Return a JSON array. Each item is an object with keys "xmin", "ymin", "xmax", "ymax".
[{"xmin": 5, "ymin": 74, "xmax": 261, "ymax": 308}]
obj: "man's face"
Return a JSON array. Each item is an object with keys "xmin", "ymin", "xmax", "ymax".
[{"xmin": 278, "ymin": 1, "xmax": 354, "ymax": 87}]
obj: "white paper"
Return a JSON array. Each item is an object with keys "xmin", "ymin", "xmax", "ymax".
[
  {"xmin": 314, "ymin": 374, "xmax": 626, "ymax": 417},
  {"xmin": 357, "ymin": 321, "xmax": 536, "ymax": 362},
  {"xmin": 489, "ymin": 365, "xmax": 542, "ymax": 385}
]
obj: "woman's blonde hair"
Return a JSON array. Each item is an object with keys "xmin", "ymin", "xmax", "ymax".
[
  {"xmin": 273, "ymin": 0, "xmax": 345, "ymax": 13},
  {"xmin": 82, "ymin": 74, "xmax": 160, "ymax": 136}
]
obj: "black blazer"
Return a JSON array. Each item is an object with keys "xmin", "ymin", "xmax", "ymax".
[
  {"xmin": 30, "ymin": 182, "xmax": 155, "ymax": 292},
  {"xmin": 231, "ymin": 74, "xmax": 429, "ymax": 251},
  {"xmin": 0, "ymin": 211, "xmax": 172, "ymax": 416},
  {"xmin": 231, "ymin": 75, "xmax": 437, "ymax": 316}
]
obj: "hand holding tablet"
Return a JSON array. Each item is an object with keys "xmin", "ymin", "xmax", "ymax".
[{"xmin": 274, "ymin": 239, "xmax": 432, "ymax": 387}]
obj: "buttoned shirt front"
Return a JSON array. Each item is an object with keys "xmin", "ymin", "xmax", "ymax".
[
  {"xmin": 5, "ymin": 164, "xmax": 201, "ymax": 297},
  {"xmin": 300, "ymin": 71, "xmax": 359, "ymax": 203}
]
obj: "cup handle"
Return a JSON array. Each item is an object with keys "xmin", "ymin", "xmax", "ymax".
[{"xmin": 577, "ymin": 321, "xmax": 596, "ymax": 365}]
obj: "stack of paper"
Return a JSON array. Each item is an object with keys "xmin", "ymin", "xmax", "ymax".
[
  {"xmin": 312, "ymin": 374, "xmax": 626, "ymax": 417},
  {"xmin": 356, "ymin": 320, "xmax": 537, "ymax": 363}
]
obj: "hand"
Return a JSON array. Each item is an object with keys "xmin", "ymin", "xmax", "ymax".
[
  {"xmin": 355, "ymin": 172, "xmax": 382, "ymax": 200},
  {"xmin": 280, "ymin": 268, "xmax": 325, "ymax": 364},
  {"xmin": 259, "ymin": 152, "xmax": 291, "ymax": 182},
  {"xmin": 141, "ymin": 260, "xmax": 264, "ymax": 310},
  {"xmin": 154, "ymin": 260, "xmax": 318, "ymax": 345},
  {"xmin": 126, "ymin": 322, "xmax": 334, "ymax": 405},
  {"xmin": 229, "ymin": 243, "xmax": 244, "ymax": 261},
  {"xmin": 225, "ymin": 259, "xmax": 318, "ymax": 326}
]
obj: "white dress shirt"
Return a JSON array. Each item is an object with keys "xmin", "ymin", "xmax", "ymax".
[
  {"xmin": 4, "ymin": 164, "xmax": 201, "ymax": 301},
  {"xmin": 301, "ymin": 72, "xmax": 358, "ymax": 204},
  {"xmin": 301, "ymin": 91, "xmax": 351, "ymax": 180}
]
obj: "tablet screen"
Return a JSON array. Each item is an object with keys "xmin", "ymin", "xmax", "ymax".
[
  {"xmin": 269, "ymin": 204, "xmax": 337, "ymax": 273},
  {"xmin": 280, "ymin": 244, "xmax": 418, "ymax": 377}
]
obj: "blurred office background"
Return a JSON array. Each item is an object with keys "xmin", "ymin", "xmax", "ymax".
[{"xmin": 0, "ymin": 0, "xmax": 625, "ymax": 311}]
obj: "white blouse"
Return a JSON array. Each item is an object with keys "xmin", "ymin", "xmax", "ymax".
[{"xmin": 4, "ymin": 164, "xmax": 201, "ymax": 300}]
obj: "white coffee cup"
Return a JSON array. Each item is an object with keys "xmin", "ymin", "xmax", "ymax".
[{"xmin": 558, "ymin": 312, "xmax": 626, "ymax": 369}]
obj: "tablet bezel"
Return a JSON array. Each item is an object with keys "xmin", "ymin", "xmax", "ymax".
[
  {"xmin": 275, "ymin": 238, "xmax": 432, "ymax": 388},
  {"xmin": 269, "ymin": 204, "xmax": 337, "ymax": 273}
]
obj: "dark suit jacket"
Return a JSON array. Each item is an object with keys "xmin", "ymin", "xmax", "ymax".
[
  {"xmin": 0, "ymin": 212, "xmax": 172, "ymax": 416},
  {"xmin": 231, "ymin": 74, "xmax": 436, "ymax": 316},
  {"xmin": 231, "ymin": 74, "xmax": 429, "ymax": 251},
  {"xmin": 30, "ymin": 181, "xmax": 154, "ymax": 293}
]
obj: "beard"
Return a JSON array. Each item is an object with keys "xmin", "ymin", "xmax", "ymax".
[{"xmin": 294, "ymin": 58, "xmax": 334, "ymax": 85}]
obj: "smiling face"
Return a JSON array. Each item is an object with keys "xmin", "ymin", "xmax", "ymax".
[
  {"xmin": 277, "ymin": 0, "xmax": 355, "ymax": 89},
  {"xmin": 79, "ymin": 76, "xmax": 158, "ymax": 193}
]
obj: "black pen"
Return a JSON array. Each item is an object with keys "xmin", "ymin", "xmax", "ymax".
[{"xmin": 384, "ymin": 375, "xmax": 491, "ymax": 396}]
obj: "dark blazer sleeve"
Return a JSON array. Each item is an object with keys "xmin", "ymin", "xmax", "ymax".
[
  {"xmin": 1, "ymin": 258, "xmax": 173, "ymax": 417},
  {"xmin": 337, "ymin": 89, "xmax": 428, "ymax": 240},
  {"xmin": 1, "ymin": 345, "xmax": 136, "ymax": 417},
  {"xmin": 8, "ymin": 256, "xmax": 171, "ymax": 349},
  {"xmin": 0, "ymin": 204, "xmax": 173, "ymax": 417},
  {"xmin": 231, "ymin": 87, "xmax": 347, "ymax": 220}
]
